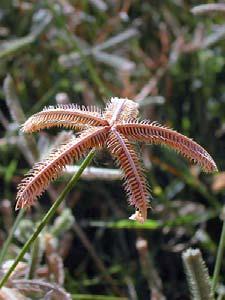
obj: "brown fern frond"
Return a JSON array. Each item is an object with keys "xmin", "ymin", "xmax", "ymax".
[
  {"xmin": 17, "ymin": 97, "xmax": 217, "ymax": 223},
  {"xmin": 107, "ymin": 129, "xmax": 150, "ymax": 223},
  {"xmin": 16, "ymin": 127, "xmax": 109, "ymax": 209},
  {"xmin": 116, "ymin": 120, "xmax": 217, "ymax": 173},
  {"xmin": 22, "ymin": 104, "xmax": 109, "ymax": 133}
]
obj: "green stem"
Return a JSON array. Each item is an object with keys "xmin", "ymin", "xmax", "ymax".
[
  {"xmin": 0, "ymin": 208, "xmax": 25, "ymax": 266},
  {"xmin": 27, "ymin": 236, "xmax": 40, "ymax": 279},
  {"xmin": 212, "ymin": 217, "xmax": 225, "ymax": 293},
  {"xmin": 0, "ymin": 150, "xmax": 95, "ymax": 288}
]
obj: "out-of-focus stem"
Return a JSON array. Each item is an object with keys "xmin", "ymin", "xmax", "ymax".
[
  {"xmin": 212, "ymin": 213, "xmax": 225, "ymax": 293},
  {"xmin": 0, "ymin": 209, "xmax": 25, "ymax": 266},
  {"xmin": 0, "ymin": 150, "xmax": 95, "ymax": 288},
  {"xmin": 3, "ymin": 74, "xmax": 38, "ymax": 163},
  {"xmin": 0, "ymin": 10, "xmax": 51, "ymax": 60},
  {"xmin": 136, "ymin": 237, "xmax": 166, "ymax": 299},
  {"xmin": 65, "ymin": 165, "xmax": 122, "ymax": 181},
  {"xmin": 27, "ymin": 236, "xmax": 41, "ymax": 279},
  {"xmin": 191, "ymin": 4, "xmax": 225, "ymax": 15},
  {"xmin": 182, "ymin": 248, "xmax": 214, "ymax": 300}
]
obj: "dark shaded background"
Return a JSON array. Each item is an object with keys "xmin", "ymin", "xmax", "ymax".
[{"xmin": 0, "ymin": 1, "xmax": 225, "ymax": 299}]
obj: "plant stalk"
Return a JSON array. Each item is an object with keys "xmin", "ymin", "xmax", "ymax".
[
  {"xmin": 27, "ymin": 236, "xmax": 41, "ymax": 279},
  {"xmin": 0, "ymin": 150, "xmax": 95, "ymax": 288},
  {"xmin": 212, "ymin": 217, "xmax": 225, "ymax": 293},
  {"xmin": 0, "ymin": 209, "xmax": 25, "ymax": 266},
  {"xmin": 182, "ymin": 248, "xmax": 214, "ymax": 300}
]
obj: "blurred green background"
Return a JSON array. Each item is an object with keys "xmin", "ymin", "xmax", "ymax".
[{"xmin": 0, "ymin": 1, "xmax": 225, "ymax": 299}]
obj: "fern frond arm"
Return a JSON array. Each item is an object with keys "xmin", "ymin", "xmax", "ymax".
[
  {"xmin": 103, "ymin": 97, "xmax": 139, "ymax": 124},
  {"xmin": 22, "ymin": 104, "xmax": 109, "ymax": 133},
  {"xmin": 107, "ymin": 128, "xmax": 150, "ymax": 223},
  {"xmin": 116, "ymin": 121, "xmax": 217, "ymax": 173},
  {"xmin": 16, "ymin": 126, "xmax": 109, "ymax": 209}
]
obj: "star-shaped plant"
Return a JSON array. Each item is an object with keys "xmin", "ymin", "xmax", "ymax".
[{"xmin": 16, "ymin": 97, "xmax": 217, "ymax": 223}]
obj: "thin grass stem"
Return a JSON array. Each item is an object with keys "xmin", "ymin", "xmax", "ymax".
[
  {"xmin": 0, "ymin": 149, "xmax": 95, "ymax": 288},
  {"xmin": 27, "ymin": 236, "xmax": 41, "ymax": 279},
  {"xmin": 0, "ymin": 208, "xmax": 25, "ymax": 266},
  {"xmin": 212, "ymin": 216, "xmax": 225, "ymax": 293}
]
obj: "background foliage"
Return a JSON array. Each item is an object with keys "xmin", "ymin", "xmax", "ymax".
[{"xmin": 0, "ymin": 1, "xmax": 225, "ymax": 299}]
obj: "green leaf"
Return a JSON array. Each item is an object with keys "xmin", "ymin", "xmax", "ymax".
[{"xmin": 89, "ymin": 219, "xmax": 161, "ymax": 229}]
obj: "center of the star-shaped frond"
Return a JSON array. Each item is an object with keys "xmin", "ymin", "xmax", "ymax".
[{"xmin": 104, "ymin": 97, "xmax": 139, "ymax": 125}]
